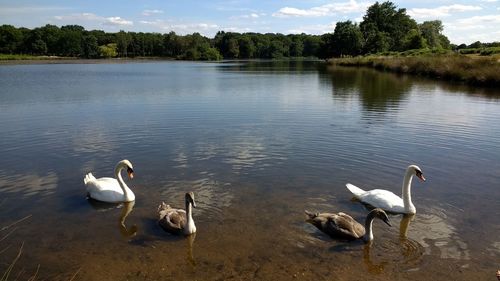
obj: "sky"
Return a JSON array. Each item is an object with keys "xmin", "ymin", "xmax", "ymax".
[{"xmin": 0, "ymin": 0, "xmax": 499, "ymax": 44}]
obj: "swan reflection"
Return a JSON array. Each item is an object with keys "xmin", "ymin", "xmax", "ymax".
[
  {"xmin": 119, "ymin": 201, "xmax": 138, "ymax": 239},
  {"xmin": 87, "ymin": 199, "xmax": 138, "ymax": 239},
  {"xmin": 186, "ymin": 233, "xmax": 196, "ymax": 266},
  {"xmin": 363, "ymin": 214, "xmax": 424, "ymax": 274},
  {"xmin": 404, "ymin": 207, "xmax": 470, "ymax": 260}
]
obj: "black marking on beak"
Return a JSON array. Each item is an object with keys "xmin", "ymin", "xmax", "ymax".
[{"xmin": 127, "ymin": 167, "xmax": 134, "ymax": 179}]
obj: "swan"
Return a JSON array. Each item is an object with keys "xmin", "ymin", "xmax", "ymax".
[
  {"xmin": 83, "ymin": 159, "xmax": 135, "ymax": 203},
  {"xmin": 158, "ymin": 192, "xmax": 196, "ymax": 235},
  {"xmin": 346, "ymin": 165, "xmax": 425, "ymax": 214},
  {"xmin": 305, "ymin": 208, "xmax": 391, "ymax": 242}
]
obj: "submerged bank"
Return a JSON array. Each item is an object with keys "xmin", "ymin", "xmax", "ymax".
[{"xmin": 328, "ymin": 54, "xmax": 500, "ymax": 87}]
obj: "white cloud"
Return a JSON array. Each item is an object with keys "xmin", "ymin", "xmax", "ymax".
[
  {"xmin": 230, "ymin": 13, "xmax": 263, "ymax": 20},
  {"xmin": 140, "ymin": 20, "xmax": 218, "ymax": 35},
  {"xmin": 479, "ymin": 0, "xmax": 498, "ymax": 2},
  {"xmin": 54, "ymin": 12, "xmax": 100, "ymax": 21},
  {"xmin": 105, "ymin": 17, "xmax": 133, "ymax": 26},
  {"xmin": 273, "ymin": 0, "xmax": 370, "ymax": 18},
  {"xmin": 444, "ymin": 15, "xmax": 500, "ymax": 43},
  {"xmin": 142, "ymin": 9, "xmax": 164, "ymax": 16},
  {"xmin": 54, "ymin": 13, "xmax": 133, "ymax": 27},
  {"xmin": 455, "ymin": 14, "xmax": 500, "ymax": 25},
  {"xmin": 408, "ymin": 4, "xmax": 482, "ymax": 20},
  {"xmin": 287, "ymin": 22, "xmax": 337, "ymax": 35}
]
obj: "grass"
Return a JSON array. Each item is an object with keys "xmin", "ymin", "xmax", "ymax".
[
  {"xmin": 328, "ymin": 51, "xmax": 500, "ymax": 87},
  {"xmin": 0, "ymin": 54, "xmax": 75, "ymax": 61}
]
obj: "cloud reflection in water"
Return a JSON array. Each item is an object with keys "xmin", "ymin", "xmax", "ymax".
[{"xmin": 0, "ymin": 171, "xmax": 58, "ymax": 198}]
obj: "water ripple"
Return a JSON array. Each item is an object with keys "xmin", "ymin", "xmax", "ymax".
[{"xmin": 159, "ymin": 176, "xmax": 233, "ymax": 221}]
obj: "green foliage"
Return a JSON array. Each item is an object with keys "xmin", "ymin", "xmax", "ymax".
[
  {"xmin": 98, "ymin": 43, "xmax": 117, "ymax": 58},
  {"xmin": 0, "ymin": 25, "xmax": 23, "ymax": 54},
  {"xmin": 402, "ymin": 29, "xmax": 427, "ymax": 50},
  {"xmin": 82, "ymin": 35, "xmax": 99, "ymax": 58},
  {"xmin": 469, "ymin": 41, "xmax": 482, "ymax": 49},
  {"xmin": 418, "ymin": 20, "xmax": 443, "ymax": 49},
  {"xmin": 360, "ymin": 1, "xmax": 417, "ymax": 51},
  {"xmin": 331, "ymin": 21, "xmax": 364, "ymax": 57},
  {"xmin": 479, "ymin": 47, "xmax": 500, "ymax": 56}
]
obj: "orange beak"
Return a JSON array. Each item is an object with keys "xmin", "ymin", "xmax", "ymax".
[
  {"xmin": 127, "ymin": 168, "xmax": 134, "ymax": 179},
  {"xmin": 417, "ymin": 174, "xmax": 426, "ymax": 182}
]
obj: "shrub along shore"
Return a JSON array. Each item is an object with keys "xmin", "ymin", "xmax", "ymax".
[{"xmin": 328, "ymin": 52, "xmax": 500, "ymax": 87}]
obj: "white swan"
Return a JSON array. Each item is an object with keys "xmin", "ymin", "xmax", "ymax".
[
  {"xmin": 305, "ymin": 208, "xmax": 391, "ymax": 243},
  {"xmin": 346, "ymin": 165, "xmax": 425, "ymax": 214},
  {"xmin": 83, "ymin": 159, "xmax": 135, "ymax": 203},
  {"xmin": 157, "ymin": 192, "xmax": 196, "ymax": 235}
]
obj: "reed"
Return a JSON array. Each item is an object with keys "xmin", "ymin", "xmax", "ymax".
[
  {"xmin": 1, "ymin": 215, "xmax": 36, "ymax": 281},
  {"xmin": 329, "ymin": 53, "xmax": 500, "ymax": 87}
]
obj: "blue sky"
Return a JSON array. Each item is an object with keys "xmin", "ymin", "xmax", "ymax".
[{"xmin": 0, "ymin": 0, "xmax": 498, "ymax": 44}]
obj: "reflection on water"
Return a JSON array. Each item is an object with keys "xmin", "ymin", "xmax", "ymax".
[
  {"xmin": 186, "ymin": 233, "xmax": 196, "ymax": 266},
  {"xmin": 0, "ymin": 171, "xmax": 58, "ymax": 198},
  {"xmin": 406, "ymin": 207, "xmax": 470, "ymax": 261},
  {"xmin": 0, "ymin": 61, "xmax": 499, "ymax": 280},
  {"xmin": 327, "ymin": 66, "xmax": 412, "ymax": 113},
  {"xmin": 160, "ymin": 177, "xmax": 233, "ymax": 220},
  {"xmin": 119, "ymin": 201, "xmax": 138, "ymax": 239},
  {"xmin": 224, "ymin": 135, "xmax": 269, "ymax": 173},
  {"xmin": 86, "ymin": 199, "xmax": 138, "ymax": 239}
]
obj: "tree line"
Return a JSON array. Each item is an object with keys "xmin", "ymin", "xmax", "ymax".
[{"xmin": 0, "ymin": 1, "xmax": 490, "ymax": 60}]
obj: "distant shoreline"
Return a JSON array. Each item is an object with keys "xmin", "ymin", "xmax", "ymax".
[{"xmin": 0, "ymin": 56, "xmax": 178, "ymax": 65}]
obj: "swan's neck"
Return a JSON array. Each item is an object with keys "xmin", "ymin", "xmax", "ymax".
[
  {"xmin": 363, "ymin": 213, "xmax": 376, "ymax": 243},
  {"xmin": 115, "ymin": 166, "xmax": 134, "ymax": 202},
  {"xmin": 402, "ymin": 170, "xmax": 416, "ymax": 214},
  {"xmin": 184, "ymin": 199, "xmax": 196, "ymax": 235}
]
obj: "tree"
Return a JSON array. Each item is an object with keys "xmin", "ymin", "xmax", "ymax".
[
  {"xmin": 360, "ymin": 1, "xmax": 417, "ymax": 52},
  {"xmin": 332, "ymin": 21, "xmax": 364, "ymax": 57},
  {"xmin": 402, "ymin": 29, "xmax": 427, "ymax": 50},
  {"xmin": 303, "ymin": 36, "xmax": 321, "ymax": 57},
  {"xmin": 318, "ymin": 33, "xmax": 335, "ymax": 58},
  {"xmin": 26, "ymin": 29, "xmax": 47, "ymax": 55},
  {"xmin": 98, "ymin": 43, "xmax": 117, "ymax": 58},
  {"xmin": 238, "ymin": 35, "xmax": 255, "ymax": 58},
  {"xmin": 39, "ymin": 24, "xmax": 60, "ymax": 55},
  {"xmin": 0, "ymin": 25, "xmax": 23, "ymax": 53},
  {"xmin": 226, "ymin": 38, "xmax": 240, "ymax": 58},
  {"xmin": 82, "ymin": 34, "xmax": 99, "ymax": 58},
  {"xmin": 115, "ymin": 30, "xmax": 132, "ymax": 57},
  {"xmin": 58, "ymin": 25, "xmax": 84, "ymax": 56},
  {"xmin": 419, "ymin": 20, "xmax": 450, "ymax": 49},
  {"xmin": 469, "ymin": 41, "xmax": 482, "ymax": 49}
]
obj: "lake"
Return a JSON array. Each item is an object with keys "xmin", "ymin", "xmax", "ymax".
[{"xmin": 0, "ymin": 60, "xmax": 499, "ymax": 280}]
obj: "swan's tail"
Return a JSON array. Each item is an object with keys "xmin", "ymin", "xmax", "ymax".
[
  {"xmin": 345, "ymin": 183, "xmax": 365, "ymax": 197},
  {"xmin": 84, "ymin": 173, "xmax": 96, "ymax": 185}
]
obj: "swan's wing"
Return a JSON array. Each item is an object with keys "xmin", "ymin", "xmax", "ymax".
[
  {"xmin": 327, "ymin": 214, "xmax": 365, "ymax": 239},
  {"xmin": 85, "ymin": 177, "xmax": 125, "ymax": 202},
  {"xmin": 158, "ymin": 208, "xmax": 187, "ymax": 234},
  {"xmin": 306, "ymin": 212, "xmax": 364, "ymax": 239},
  {"xmin": 358, "ymin": 189, "xmax": 405, "ymax": 212}
]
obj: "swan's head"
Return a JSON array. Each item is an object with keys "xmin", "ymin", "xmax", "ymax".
[
  {"xmin": 409, "ymin": 165, "xmax": 425, "ymax": 182},
  {"xmin": 371, "ymin": 208, "xmax": 391, "ymax": 227},
  {"xmin": 117, "ymin": 159, "xmax": 134, "ymax": 179},
  {"xmin": 185, "ymin": 192, "xmax": 196, "ymax": 208}
]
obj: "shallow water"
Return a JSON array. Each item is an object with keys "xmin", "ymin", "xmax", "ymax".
[{"xmin": 0, "ymin": 61, "xmax": 499, "ymax": 280}]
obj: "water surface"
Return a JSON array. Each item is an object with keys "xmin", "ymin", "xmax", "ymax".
[{"xmin": 0, "ymin": 61, "xmax": 499, "ymax": 280}]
